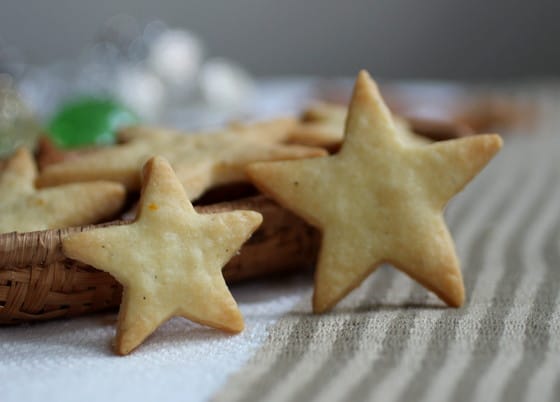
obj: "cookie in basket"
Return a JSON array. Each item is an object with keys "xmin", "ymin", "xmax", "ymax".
[
  {"xmin": 0, "ymin": 147, "xmax": 125, "ymax": 234},
  {"xmin": 37, "ymin": 118, "xmax": 327, "ymax": 201},
  {"xmin": 63, "ymin": 156, "xmax": 262, "ymax": 355},
  {"xmin": 247, "ymin": 70, "xmax": 502, "ymax": 313}
]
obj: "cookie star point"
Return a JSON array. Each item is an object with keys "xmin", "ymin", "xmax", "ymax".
[
  {"xmin": 0, "ymin": 147, "xmax": 125, "ymax": 233},
  {"xmin": 418, "ymin": 134, "xmax": 503, "ymax": 207},
  {"xmin": 343, "ymin": 70, "xmax": 396, "ymax": 147},
  {"xmin": 63, "ymin": 156, "xmax": 262, "ymax": 355},
  {"xmin": 0, "ymin": 147, "xmax": 36, "ymax": 191},
  {"xmin": 248, "ymin": 71, "xmax": 502, "ymax": 312}
]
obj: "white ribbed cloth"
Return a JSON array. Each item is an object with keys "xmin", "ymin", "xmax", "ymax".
[
  {"xmin": 211, "ymin": 83, "xmax": 560, "ymax": 402},
  {"xmin": 2, "ymin": 82, "xmax": 560, "ymax": 402}
]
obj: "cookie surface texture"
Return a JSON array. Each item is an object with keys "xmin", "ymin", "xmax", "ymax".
[
  {"xmin": 0, "ymin": 148, "xmax": 125, "ymax": 233},
  {"xmin": 38, "ymin": 119, "xmax": 326, "ymax": 200},
  {"xmin": 247, "ymin": 70, "xmax": 502, "ymax": 313},
  {"xmin": 63, "ymin": 156, "xmax": 262, "ymax": 355}
]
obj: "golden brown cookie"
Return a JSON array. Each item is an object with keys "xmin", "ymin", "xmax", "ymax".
[
  {"xmin": 37, "ymin": 119, "xmax": 326, "ymax": 200},
  {"xmin": 247, "ymin": 71, "xmax": 502, "ymax": 313},
  {"xmin": 0, "ymin": 148, "xmax": 125, "ymax": 234},
  {"xmin": 63, "ymin": 156, "xmax": 262, "ymax": 355}
]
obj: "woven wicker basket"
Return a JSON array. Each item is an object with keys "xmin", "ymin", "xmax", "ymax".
[{"xmin": 0, "ymin": 196, "xmax": 319, "ymax": 324}]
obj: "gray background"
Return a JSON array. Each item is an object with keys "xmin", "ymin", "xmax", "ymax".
[{"xmin": 0, "ymin": 0, "xmax": 558, "ymax": 80}]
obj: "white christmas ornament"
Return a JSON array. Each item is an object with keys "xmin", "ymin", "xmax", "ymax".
[
  {"xmin": 200, "ymin": 58, "xmax": 254, "ymax": 108},
  {"xmin": 147, "ymin": 29, "xmax": 203, "ymax": 88},
  {"xmin": 115, "ymin": 65, "xmax": 164, "ymax": 121}
]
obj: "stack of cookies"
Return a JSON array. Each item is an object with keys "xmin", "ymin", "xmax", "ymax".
[{"xmin": 0, "ymin": 71, "xmax": 502, "ymax": 354}]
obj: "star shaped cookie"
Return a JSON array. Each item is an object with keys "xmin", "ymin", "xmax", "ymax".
[
  {"xmin": 247, "ymin": 71, "xmax": 502, "ymax": 313},
  {"xmin": 0, "ymin": 148, "xmax": 125, "ymax": 234},
  {"xmin": 38, "ymin": 118, "xmax": 326, "ymax": 200},
  {"xmin": 62, "ymin": 156, "xmax": 262, "ymax": 355}
]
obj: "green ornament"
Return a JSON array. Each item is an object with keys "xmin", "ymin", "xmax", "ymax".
[{"xmin": 48, "ymin": 98, "xmax": 139, "ymax": 148}]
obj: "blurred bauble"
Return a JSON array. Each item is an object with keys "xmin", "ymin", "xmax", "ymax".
[
  {"xmin": 147, "ymin": 29, "xmax": 203, "ymax": 91},
  {"xmin": 0, "ymin": 78, "xmax": 42, "ymax": 157},
  {"xmin": 48, "ymin": 97, "xmax": 138, "ymax": 148},
  {"xmin": 115, "ymin": 65, "xmax": 164, "ymax": 121},
  {"xmin": 200, "ymin": 58, "xmax": 255, "ymax": 108}
]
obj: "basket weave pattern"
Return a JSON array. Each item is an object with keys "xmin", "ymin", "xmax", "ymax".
[
  {"xmin": 0, "ymin": 197, "xmax": 319, "ymax": 324},
  {"xmin": 0, "ymin": 226, "xmax": 122, "ymax": 323}
]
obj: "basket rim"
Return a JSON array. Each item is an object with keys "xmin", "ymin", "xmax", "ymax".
[{"xmin": 0, "ymin": 195, "xmax": 273, "ymax": 269}]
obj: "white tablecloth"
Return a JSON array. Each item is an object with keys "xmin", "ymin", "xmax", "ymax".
[{"xmin": 2, "ymin": 81, "xmax": 560, "ymax": 402}]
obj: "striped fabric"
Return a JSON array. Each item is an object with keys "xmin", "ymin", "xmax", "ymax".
[{"xmin": 211, "ymin": 85, "xmax": 560, "ymax": 402}]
